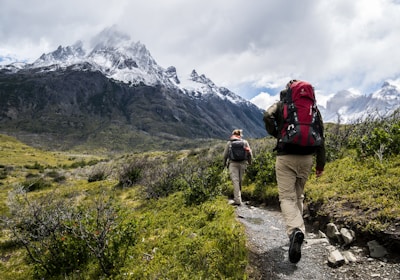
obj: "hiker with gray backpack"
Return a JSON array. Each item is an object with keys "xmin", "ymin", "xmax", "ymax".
[
  {"xmin": 263, "ymin": 80, "xmax": 326, "ymax": 264},
  {"xmin": 223, "ymin": 129, "xmax": 252, "ymax": 206}
]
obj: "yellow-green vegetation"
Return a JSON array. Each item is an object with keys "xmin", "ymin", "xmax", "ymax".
[
  {"xmin": 240, "ymin": 137, "xmax": 280, "ymax": 205},
  {"xmin": 118, "ymin": 193, "xmax": 247, "ymax": 279},
  {"xmin": 0, "ymin": 135, "xmax": 247, "ymax": 279},
  {"xmin": 0, "ymin": 134, "xmax": 105, "ymax": 214},
  {"xmin": 0, "ymin": 134, "xmax": 103, "ymax": 167},
  {"xmin": 304, "ymin": 112, "xmax": 400, "ymax": 233},
  {"xmin": 306, "ymin": 154, "xmax": 400, "ymax": 232},
  {"xmin": 240, "ymin": 113, "xmax": 400, "ymax": 238},
  {"xmin": 0, "ymin": 109, "xmax": 399, "ymax": 279}
]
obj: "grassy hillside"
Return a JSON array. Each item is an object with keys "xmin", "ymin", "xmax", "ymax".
[
  {"xmin": 0, "ymin": 108, "xmax": 399, "ymax": 279},
  {"xmin": 306, "ymin": 154, "xmax": 400, "ymax": 233},
  {"xmin": 0, "ymin": 134, "xmax": 247, "ymax": 279}
]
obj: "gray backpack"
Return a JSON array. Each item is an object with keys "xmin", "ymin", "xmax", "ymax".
[{"xmin": 229, "ymin": 139, "xmax": 247, "ymax": 161}]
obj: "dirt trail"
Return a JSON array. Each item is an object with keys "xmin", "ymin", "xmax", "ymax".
[{"xmin": 235, "ymin": 203, "xmax": 400, "ymax": 280}]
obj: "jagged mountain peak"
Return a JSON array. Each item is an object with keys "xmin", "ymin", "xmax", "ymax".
[
  {"xmin": 0, "ymin": 27, "xmax": 267, "ymax": 148},
  {"xmin": 165, "ymin": 66, "xmax": 180, "ymax": 84},
  {"xmin": 35, "ymin": 41, "xmax": 86, "ymax": 66},
  {"xmin": 372, "ymin": 81, "xmax": 399, "ymax": 102},
  {"xmin": 323, "ymin": 80, "xmax": 400, "ymax": 123},
  {"xmin": 88, "ymin": 28, "xmax": 153, "ymax": 68},
  {"xmin": 22, "ymin": 27, "xmax": 170, "ymax": 87},
  {"xmin": 190, "ymin": 69, "xmax": 214, "ymax": 86},
  {"xmin": 1, "ymin": 27, "xmax": 255, "ymax": 107},
  {"xmin": 0, "ymin": 26, "xmax": 266, "ymax": 149}
]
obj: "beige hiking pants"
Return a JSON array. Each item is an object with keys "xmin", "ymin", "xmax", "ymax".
[
  {"xmin": 228, "ymin": 161, "xmax": 247, "ymax": 204},
  {"xmin": 275, "ymin": 154, "xmax": 313, "ymax": 237}
]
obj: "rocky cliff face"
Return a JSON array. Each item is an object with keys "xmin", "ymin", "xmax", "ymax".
[
  {"xmin": 0, "ymin": 27, "xmax": 266, "ymax": 151},
  {"xmin": 320, "ymin": 81, "xmax": 400, "ymax": 123},
  {"xmin": 0, "ymin": 66, "xmax": 266, "ymax": 151}
]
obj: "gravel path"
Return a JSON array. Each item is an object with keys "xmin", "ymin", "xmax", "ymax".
[{"xmin": 235, "ymin": 203, "xmax": 400, "ymax": 280}]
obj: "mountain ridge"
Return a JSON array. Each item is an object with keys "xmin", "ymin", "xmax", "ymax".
[
  {"xmin": 0, "ymin": 28, "xmax": 266, "ymax": 151},
  {"xmin": 320, "ymin": 81, "xmax": 400, "ymax": 123}
]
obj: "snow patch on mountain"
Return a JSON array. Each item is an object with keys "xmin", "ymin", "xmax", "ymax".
[
  {"xmin": 322, "ymin": 81, "xmax": 400, "ymax": 123},
  {"xmin": 1, "ymin": 27, "xmax": 398, "ymax": 121},
  {"xmin": 171, "ymin": 69, "xmax": 245, "ymax": 104},
  {"xmin": 0, "ymin": 27, "xmax": 246, "ymax": 106}
]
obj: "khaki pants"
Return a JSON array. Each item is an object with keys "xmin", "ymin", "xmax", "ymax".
[
  {"xmin": 275, "ymin": 154, "xmax": 313, "ymax": 236},
  {"xmin": 228, "ymin": 161, "xmax": 246, "ymax": 204}
]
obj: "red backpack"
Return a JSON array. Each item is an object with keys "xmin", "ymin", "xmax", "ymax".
[{"xmin": 280, "ymin": 80, "xmax": 322, "ymax": 146}]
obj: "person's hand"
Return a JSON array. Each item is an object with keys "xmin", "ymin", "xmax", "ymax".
[{"xmin": 316, "ymin": 170, "xmax": 323, "ymax": 177}]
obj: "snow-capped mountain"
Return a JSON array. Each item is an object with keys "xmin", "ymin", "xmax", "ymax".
[
  {"xmin": 321, "ymin": 81, "xmax": 400, "ymax": 123},
  {"xmin": 4, "ymin": 27, "xmax": 246, "ymax": 106},
  {"xmin": 0, "ymin": 27, "xmax": 266, "ymax": 151}
]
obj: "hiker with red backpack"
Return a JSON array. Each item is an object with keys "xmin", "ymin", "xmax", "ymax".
[
  {"xmin": 223, "ymin": 129, "xmax": 252, "ymax": 206},
  {"xmin": 263, "ymin": 80, "xmax": 326, "ymax": 264}
]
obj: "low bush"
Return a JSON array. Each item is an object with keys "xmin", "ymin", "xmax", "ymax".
[
  {"xmin": 306, "ymin": 154, "xmax": 400, "ymax": 232},
  {"xmin": 24, "ymin": 161, "xmax": 45, "ymax": 171},
  {"xmin": 117, "ymin": 160, "xmax": 147, "ymax": 188},
  {"xmin": 46, "ymin": 170, "xmax": 66, "ymax": 183},
  {"xmin": 0, "ymin": 170, "xmax": 7, "ymax": 180},
  {"xmin": 88, "ymin": 164, "xmax": 110, "ymax": 182},
  {"xmin": 182, "ymin": 154, "xmax": 224, "ymax": 205},
  {"xmin": 2, "ymin": 188, "xmax": 137, "ymax": 279},
  {"xmin": 21, "ymin": 177, "xmax": 52, "ymax": 192}
]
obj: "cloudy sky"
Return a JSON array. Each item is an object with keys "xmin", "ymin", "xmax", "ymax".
[{"xmin": 1, "ymin": 0, "xmax": 400, "ymax": 108}]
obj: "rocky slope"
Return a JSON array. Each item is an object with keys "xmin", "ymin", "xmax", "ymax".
[{"xmin": 0, "ymin": 28, "xmax": 266, "ymax": 151}]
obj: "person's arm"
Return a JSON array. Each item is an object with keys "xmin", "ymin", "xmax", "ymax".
[
  {"xmin": 245, "ymin": 141, "xmax": 252, "ymax": 165},
  {"xmin": 315, "ymin": 144, "xmax": 325, "ymax": 177},
  {"xmin": 223, "ymin": 142, "xmax": 230, "ymax": 168},
  {"xmin": 263, "ymin": 102, "xmax": 280, "ymax": 137},
  {"xmin": 315, "ymin": 111, "xmax": 326, "ymax": 177}
]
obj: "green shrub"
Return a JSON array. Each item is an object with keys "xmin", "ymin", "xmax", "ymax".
[
  {"xmin": 0, "ymin": 170, "xmax": 7, "ymax": 180},
  {"xmin": 183, "ymin": 156, "xmax": 224, "ymax": 205},
  {"xmin": 69, "ymin": 158, "xmax": 100, "ymax": 169},
  {"xmin": 24, "ymin": 161, "xmax": 44, "ymax": 171},
  {"xmin": 88, "ymin": 171, "xmax": 107, "ymax": 182},
  {"xmin": 46, "ymin": 170, "xmax": 66, "ymax": 183},
  {"xmin": 69, "ymin": 198, "xmax": 137, "ymax": 276},
  {"xmin": 87, "ymin": 163, "xmax": 111, "ymax": 183},
  {"xmin": 347, "ymin": 110, "xmax": 400, "ymax": 160},
  {"xmin": 246, "ymin": 150, "xmax": 276, "ymax": 185},
  {"xmin": 3, "ymin": 189, "xmax": 137, "ymax": 279},
  {"xmin": 143, "ymin": 161, "xmax": 186, "ymax": 198},
  {"xmin": 21, "ymin": 177, "xmax": 52, "ymax": 192},
  {"xmin": 358, "ymin": 123, "xmax": 399, "ymax": 160},
  {"xmin": 306, "ymin": 154, "xmax": 400, "ymax": 232},
  {"xmin": 53, "ymin": 175, "xmax": 66, "ymax": 183},
  {"xmin": 117, "ymin": 160, "xmax": 146, "ymax": 188},
  {"xmin": 69, "ymin": 160, "xmax": 87, "ymax": 168},
  {"xmin": 45, "ymin": 170, "xmax": 60, "ymax": 178}
]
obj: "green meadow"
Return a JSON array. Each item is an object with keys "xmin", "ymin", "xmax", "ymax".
[{"xmin": 0, "ymin": 110, "xmax": 399, "ymax": 279}]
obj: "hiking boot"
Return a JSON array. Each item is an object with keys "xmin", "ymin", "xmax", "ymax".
[{"xmin": 289, "ymin": 228, "xmax": 304, "ymax": 263}]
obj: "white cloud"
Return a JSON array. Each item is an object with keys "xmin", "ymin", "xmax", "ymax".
[
  {"xmin": 1, "ymin": 0, "xmax": 399, "ymax": 99},
  {"xmin": 315, "ymin": 92, "xmax": 335, "ymax": 109},
  {"xmin": 250, "ymin": 92, "xmax": 279, "ymax": 110}
]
